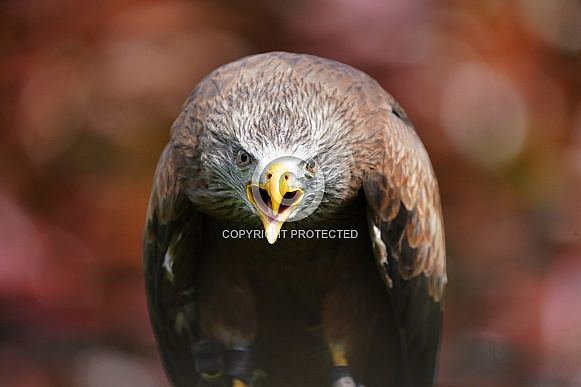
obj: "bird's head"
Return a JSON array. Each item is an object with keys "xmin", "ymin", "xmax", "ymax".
[{"xmin": 181, "ymin": 53, "xmax": 379, "ymax": 244}]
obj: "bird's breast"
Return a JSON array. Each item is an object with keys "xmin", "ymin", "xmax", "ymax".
[{"xmin": 217, "ymin": 222, "xmax": 368, "ymax": 291}]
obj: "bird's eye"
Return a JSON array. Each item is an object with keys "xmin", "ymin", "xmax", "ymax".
[
  {"xmin": 236, "ymin": 150, "xmax": 251, "ymax": 167},
  {"xmin": 306, "ymin": 158, "xmax": 318, "ymax": 173}
]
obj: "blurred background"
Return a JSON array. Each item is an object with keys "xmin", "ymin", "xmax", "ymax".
[{"xmin": 1, "ymin": 0, "xmax": 581, "ymax": 386}]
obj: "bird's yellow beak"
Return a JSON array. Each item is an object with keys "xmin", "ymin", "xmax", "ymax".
[{"xmin": 247, "ymin": 163, "xmax": 304, "ymax": 244}]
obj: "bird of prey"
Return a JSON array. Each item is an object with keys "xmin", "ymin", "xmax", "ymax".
[{"xmin": 143, "ymin": 52, "xmax": 446, "ymax": 387}]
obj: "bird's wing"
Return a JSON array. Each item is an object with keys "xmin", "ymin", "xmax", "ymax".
[
  {"xmin": 143, "ymin": 110, "xmax": 203, "ymax": 386},
  {"xmin": 362, "ymin": 95, "xmax": 447, "ymax": 387}
]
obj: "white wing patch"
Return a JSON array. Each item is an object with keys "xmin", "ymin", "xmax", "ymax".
[
  {"xmin": 162, "ymin": 231, "xmax": 183, "ymax": 283},
  {"xmin": 162, "ymin": 250, "xmax": 175, "ymax": 282},
  {"xmin": 369, "ymin": 220, "xmax": 393, "ymax": 288}
]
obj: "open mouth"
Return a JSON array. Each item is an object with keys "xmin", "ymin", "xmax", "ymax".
[
  {"xmin": 246, "ymin": 183, "xmax": 304, "ymax": 244},
  {"xmin": 250, "ymin": 185, "xmax": 304, "ymax": 221},
  {"xmin": 257, "ymin": 187, "xmax": 302, "ymax": 219}
]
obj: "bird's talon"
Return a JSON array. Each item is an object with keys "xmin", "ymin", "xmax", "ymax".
[
  {"xmin": 201, "ymin": 369, "xmax": 224, "ymax": 381},
  {"xmin": 193, "ymin": 340, "xmax": 228, "ymax": 384}
]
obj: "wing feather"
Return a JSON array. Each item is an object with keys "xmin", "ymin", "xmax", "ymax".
[
  {"xmin": 362, "ymin": 96, "xmax": 447, "ymax": 387},
  {"xmin": 363, "ymin": 100, "xmax": 446, "ymax": 298},
  {"xmin": 143, "ymin": 136, "xmax": 202, "ymax": 387}
]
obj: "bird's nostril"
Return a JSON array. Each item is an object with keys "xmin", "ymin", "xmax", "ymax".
[
  {"xmin": 267, "ymin": 173, "xmax": 272, "ymax": 179},
  {"xmin": 284, "ymin": 174, "xmax": 289, "ymax": 181}
]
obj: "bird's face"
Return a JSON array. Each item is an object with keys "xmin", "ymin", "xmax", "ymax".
[
  {"xmin": 198, "ymin": 121, "xmax": 354, "ymax": 244},
  {"xmin": 192, "ymin": 70, "xmax": 369, "ymax": 244}
]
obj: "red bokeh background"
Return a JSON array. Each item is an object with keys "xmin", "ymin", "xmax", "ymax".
[{"xmin": 1, "ymin": 1, "xmax": 581, "ymax": 385}]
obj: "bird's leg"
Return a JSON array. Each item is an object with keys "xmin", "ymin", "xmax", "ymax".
[
  {"xmin": 324, "ymin": 337, "xmax": 360, "ymax": 386},
  {"xmin": 329, "ymin": 345, "xmax": 358, "ymax": 387},
  {"xmin": 322, "ymin": 268, "xmax": 377, "ymax": 387},
  {"xmin": 198, "ymin": 250, "xmax": 258, "ymax": 387},
  {"xmin": 331, "ymin": 345, "xmax": 349, "ymax": 367}
]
